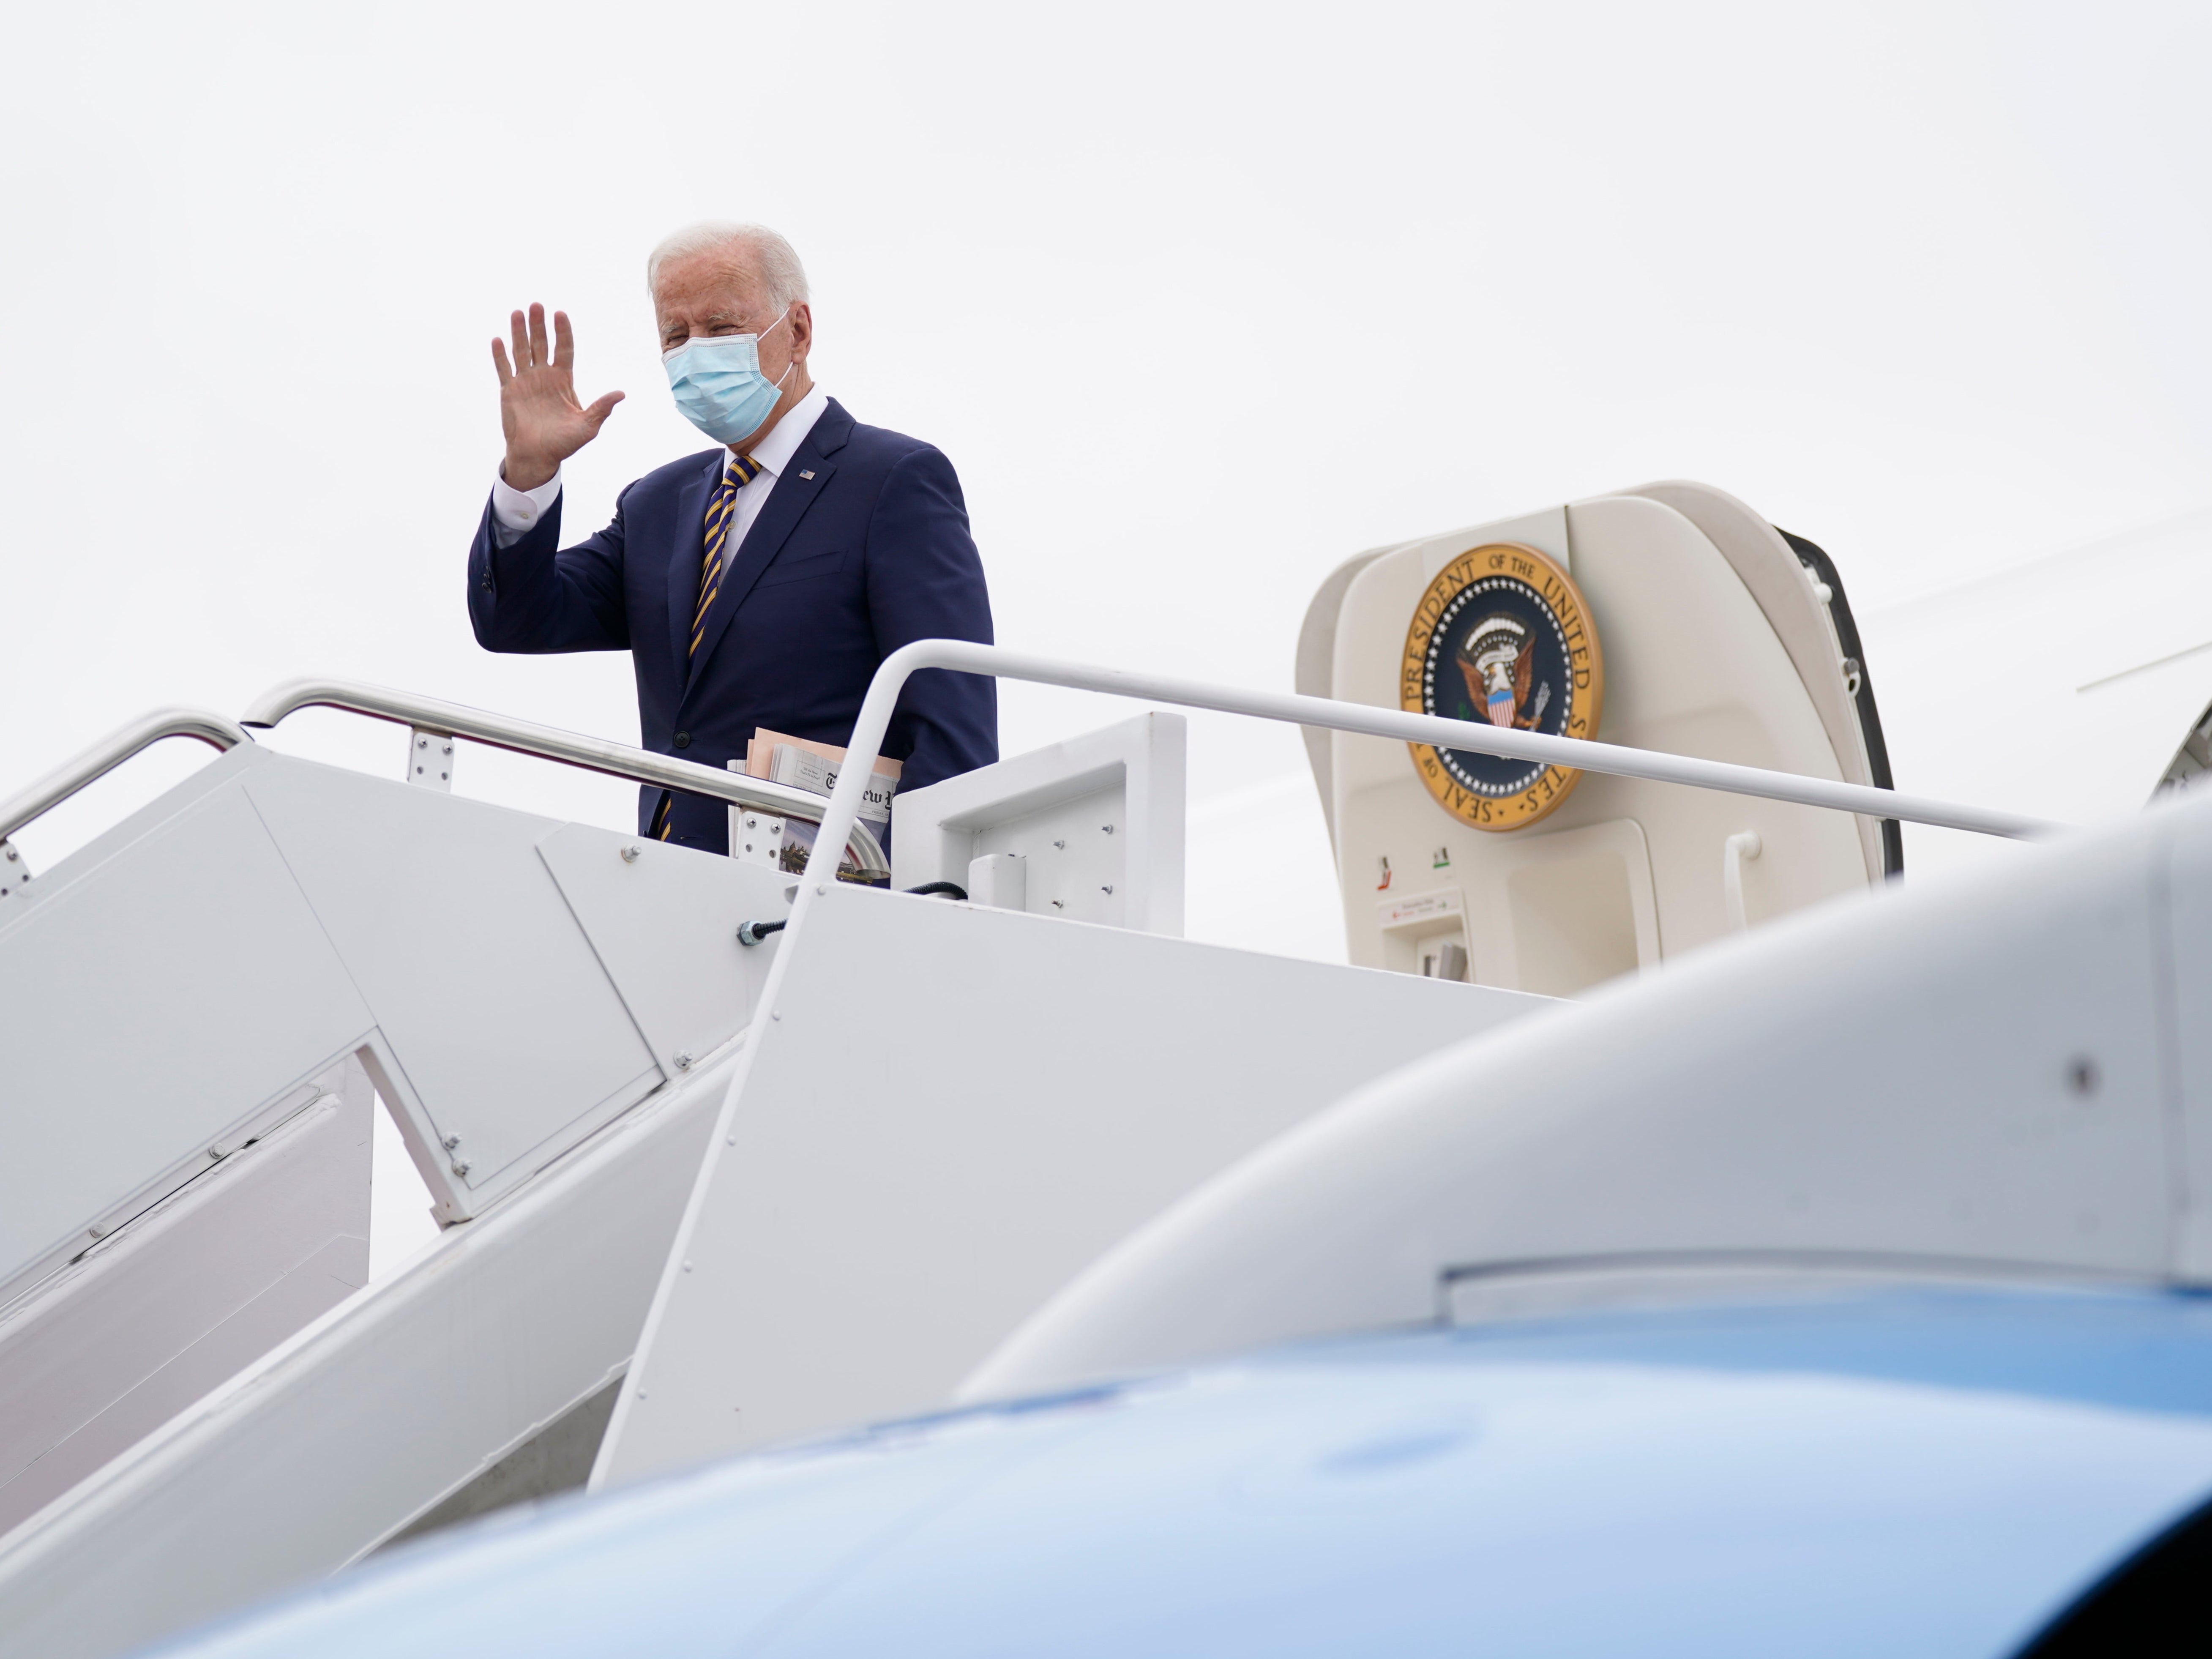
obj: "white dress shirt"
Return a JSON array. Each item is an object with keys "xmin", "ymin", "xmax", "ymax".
[{"xmin": 488, "ymin": 383, "xmax": 833, "ymax": 552}]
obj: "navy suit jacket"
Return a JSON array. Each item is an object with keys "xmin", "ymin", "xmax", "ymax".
[{"xmin": 467, "ymin": 399, "xmax": 997, "ymax": 853}]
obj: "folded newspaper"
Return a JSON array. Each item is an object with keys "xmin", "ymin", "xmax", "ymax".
[
  {"xmin": 755, "ymin": 743, "xmax": 896, "ymax": 825},
  {"xmin": 733, "ymin": 729, "xmax": 901, "ymax": 880}
]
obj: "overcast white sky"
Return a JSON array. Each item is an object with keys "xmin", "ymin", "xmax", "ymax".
[{"xmin": 6, "ymin": 0, "xmax": 2209, "ymax": 841}]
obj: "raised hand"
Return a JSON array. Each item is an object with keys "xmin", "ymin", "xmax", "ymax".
[{"xmin": 492, "ymin": 303, "xmax": 625, "ymax": 491}]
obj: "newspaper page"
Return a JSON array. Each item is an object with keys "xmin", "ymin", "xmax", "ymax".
[
  {"xmin": 738, "ymin": 729, "xmax": 902, "ymax": 882},
  {"xmin": 742, "ymin": 729, "xmax": 901, "ymax": 821}
]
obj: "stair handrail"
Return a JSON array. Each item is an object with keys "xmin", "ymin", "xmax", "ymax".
[
  {"xmin": 796, "ymin": 639, "xmax": 2062, "ymax": 896},
  {"xmin": 239, "ymin": 677, "xmax": 889, "ymax": 879},
  {"xmin": 0, "ymin": 709, "xmax": 250, "ymax": 845}
]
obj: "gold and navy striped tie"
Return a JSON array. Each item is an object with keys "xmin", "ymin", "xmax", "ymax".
[
  {"xmin": 656, "ymin": 452, "xmax": 765, "ymax": 839},
  {"xmin": 691, "ymin": 452, "xmax": 763, "ymax": 657}
]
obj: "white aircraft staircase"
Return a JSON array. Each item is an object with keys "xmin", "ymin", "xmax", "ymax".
[
  {"xmin": 0, "ymin": 487, "xmax": 2051, "ymax": 1658},
  {"xmin": 0, "ymin": 680, "xmax": 1551, "ymax": 1659}
]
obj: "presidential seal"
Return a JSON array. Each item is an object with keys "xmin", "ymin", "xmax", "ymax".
[{"xmin": 1401, "ymin": 542, "xmax": 1603, "ymax": 832}]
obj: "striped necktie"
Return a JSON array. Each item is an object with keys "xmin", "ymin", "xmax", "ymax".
[
  {"xmin": 656, "ymin": 451, "xmax": 764, "ymax": 839},
  {"xmin": 691, "ymin": 451, "xmax": 764, "ymax": 657}
]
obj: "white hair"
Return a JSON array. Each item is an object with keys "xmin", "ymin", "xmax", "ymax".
[{"xmin": 645, "ymin": 222, "xmax": 811, "ymax": 311}]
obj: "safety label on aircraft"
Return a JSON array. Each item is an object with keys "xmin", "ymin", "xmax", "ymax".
[{"xmin": 1378, "ymin": 888, "xmax": 1464, "ymax": 929}]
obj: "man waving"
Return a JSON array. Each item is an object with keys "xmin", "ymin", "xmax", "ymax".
[{"xmin": 467, "ymin": 222, "xmax": 997, "ymax": 851}]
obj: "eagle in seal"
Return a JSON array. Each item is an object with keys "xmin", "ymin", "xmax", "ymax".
[{"xmin": 1457, "ymin": 615, "xmax": 1537, "ymax": 730}]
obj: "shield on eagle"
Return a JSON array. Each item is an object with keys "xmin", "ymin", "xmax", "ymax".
[{"xmin": 1458, "ymin": 616, "xmax": 1536, "ymax": 729}]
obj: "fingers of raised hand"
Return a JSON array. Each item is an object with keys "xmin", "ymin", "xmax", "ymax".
[
  {"xmin": 552, "ymin": 309, "xmax": 576, "ymax": 371},
  {"xmin": 527, "ymin": 303, "xmax": 551, "ymax": 373},
  {"xmin": 582, "ymin": 390, "xmax": 626, "ymax": 431},
  {"xmin": 508, "ymin": 309, "xmax": 533, "ymax": 372},
  {"xmin": 491, "ymin": 337, "xmax": 513, "ymax": 385}
]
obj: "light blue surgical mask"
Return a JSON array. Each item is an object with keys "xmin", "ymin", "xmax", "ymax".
[{"xmin": 661, "ymin": 309, "xmax": 795, "ymax": 445}]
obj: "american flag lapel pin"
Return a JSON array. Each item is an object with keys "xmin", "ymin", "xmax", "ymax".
[{"xmin": 798, "ymin": 470, "xmax": 815, "ymax": 480}]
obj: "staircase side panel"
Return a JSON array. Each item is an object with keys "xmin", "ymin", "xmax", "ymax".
[
  {"xmin": 598, "ymin": 891, "xmax": 1554, "ymax": 1485},
  {"xmin": 243, "ymin": 764, "xmax": 664, "ymax": 1207},
  {"xmin": 0, "ymin": 781, "xmax": 376, "ymax": 1291},
  {"xmin": 0, "ymin": 1078, "xmax": 370, "ymax": 1537}
]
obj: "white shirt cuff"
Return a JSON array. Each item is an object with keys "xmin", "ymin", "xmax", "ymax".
[{"xmin": 489, "ymin": 465, "xmax": 562, "ymax": 546}]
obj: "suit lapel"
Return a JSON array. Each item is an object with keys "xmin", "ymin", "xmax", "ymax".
[
  {"xmin": 683, "ymin": 407, "xmax": 851, "ymax": 695},
  {"xmin": 665, "ymin": 451, "xmax": 722, "ymax": 676}
]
